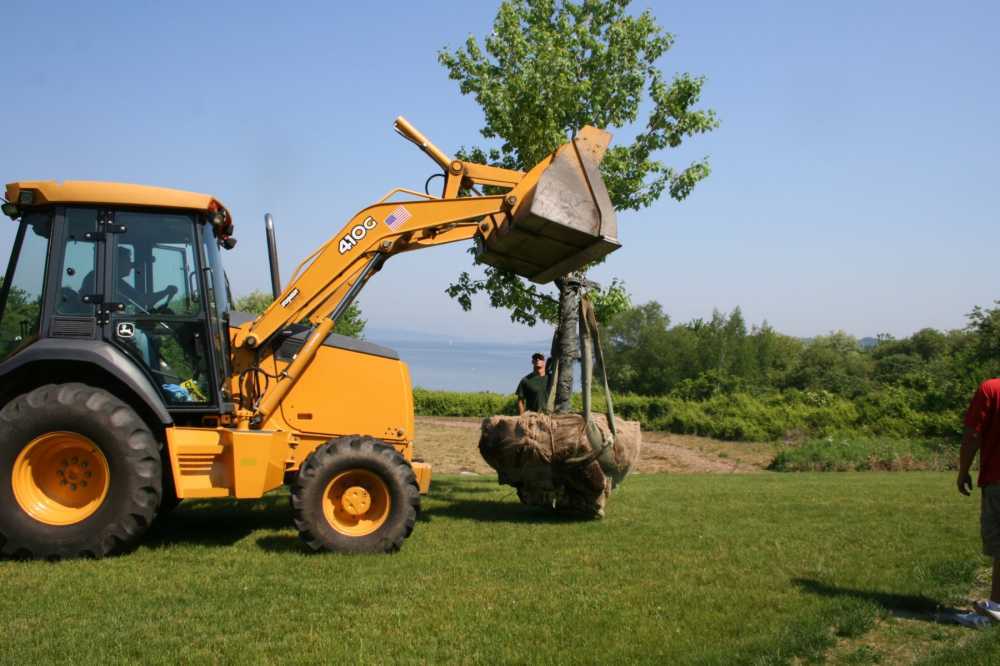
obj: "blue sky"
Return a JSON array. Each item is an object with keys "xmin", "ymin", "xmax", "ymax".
[{"xmin": 2, "ymin": 1, "xmax": 997, "ymax": 342}]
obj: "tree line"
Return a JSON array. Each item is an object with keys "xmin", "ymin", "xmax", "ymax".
[{"xmin": 600, "ymin": 300, "xmax": 1000, "ymax": 439}]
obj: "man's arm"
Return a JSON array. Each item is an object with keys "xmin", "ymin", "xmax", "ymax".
[
  {"xmin": 958, "ymin": 426, "xmax": 981, "ymax": 496},
  {"xmin": 515, "ymin": 379, "xmax": 526, "ymax": 415},
  {"xmin": 517, "ymin": 399, "xmax": 525, "ymax": 415}
]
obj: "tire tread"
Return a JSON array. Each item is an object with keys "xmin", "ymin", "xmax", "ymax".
[
  {"xmin": 291, "ymin": 435, "xmax": 419, "ymax": 554},
  {"xmin": 0, "ymin": 383, "xmax": 162, "ymax": 560}
]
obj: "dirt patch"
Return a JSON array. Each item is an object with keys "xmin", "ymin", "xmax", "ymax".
[
  {"xmin": 639, "ymin": 431, "xmax": 773, "ymax": 474},
  {"xmin": 414, "ymin": 416, "xmax": 776, "ymax": 475},
  {"xmin": 416, "ymin": 417, "xmax": 482, "ymax": 430},
  {"xmin": 412, "ymin": 417, "xmax": 494, "ymax": 475}
]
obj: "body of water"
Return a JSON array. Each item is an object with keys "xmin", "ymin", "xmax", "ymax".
[{"xmin": 375, "ymin": 337, "xmax": 550, "ymax": 394}]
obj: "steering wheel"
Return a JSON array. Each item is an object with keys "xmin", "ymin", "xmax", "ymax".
[
  {"xmin": 147, "ymin": 365, "xmax": 183, "ymax": 385},
  {"xmin": 152, "ymin": 285, "xmax": 178, "ymax": 312}
]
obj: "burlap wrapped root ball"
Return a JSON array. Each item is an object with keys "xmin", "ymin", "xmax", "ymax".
[{"xmin": 479, "ymin": 412, "xmax": 641, "ymax": 517}]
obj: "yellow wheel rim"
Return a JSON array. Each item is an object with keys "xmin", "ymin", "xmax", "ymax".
[
  {"xmin": 12, "ymin": 432, "xmax": 110, "ymax": 526},
  {"xmin": 322, "ymin": 469, "xmax": 391, "ymax": 537}
]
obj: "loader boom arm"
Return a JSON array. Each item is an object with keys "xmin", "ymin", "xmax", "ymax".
[
  {"xmin": 234, "ymin": 117, "xmax": 536, "ymax": 351},
  {"xmin": 232, "ymin": 194, "xmax": 508, "ymax": 349},
  {"xmin": 236, "ymin": 117, "xmax": 616, "ymax": 427}
]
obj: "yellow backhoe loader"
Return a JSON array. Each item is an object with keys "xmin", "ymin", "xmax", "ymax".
[{"xmin": 0, "ymin": 118, "xmax": 618, "ymax": 558}]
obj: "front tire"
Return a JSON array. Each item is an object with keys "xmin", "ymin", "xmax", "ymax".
[
  {"xmin": 0, "ymin": 383, "xmax": 161, "ymax": 559},
  {"xmin": 291, "ymin": 436, "xmax": 419, "ymax": 554}
]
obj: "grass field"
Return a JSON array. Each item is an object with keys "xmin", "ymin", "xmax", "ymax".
[{"xmin": 2, "ymin": 471, "xmax": 999, "ymax": 664}]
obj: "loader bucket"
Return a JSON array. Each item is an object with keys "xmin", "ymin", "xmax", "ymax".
[{"xmin": 476, "ymin": 126, "xmax": 620, "ymax": 284}]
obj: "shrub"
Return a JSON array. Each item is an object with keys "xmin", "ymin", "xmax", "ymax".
[
  {"xmin": 413, "ymin": 388, "xmax": 517, "ymax": 417},
  {"xmin": 768, "ymin": 436, "xmax": 956, "ymax": 472},
  {"xmin": 412, "ymin": 387, "xmax": 962, "ymax": 445}
]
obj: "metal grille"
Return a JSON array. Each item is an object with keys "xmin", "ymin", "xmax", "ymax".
[{"xmin": 50, "ymin": 317, "xmax": 96, "ymax": 338}]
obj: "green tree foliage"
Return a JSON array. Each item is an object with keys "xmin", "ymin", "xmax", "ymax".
[
  {"xmin": 605, "ymin": 303, "xmax": 806, "ymax": 396},
  {"xmin": 599, "ymin": 299, "xmax": 1000, "ymax": 441},
  {"xmin": 604, "ymin": 301, "xmax": 674, "ymax": 394},
  {"xmin": 966, "ymin": 301, "xmax": 1000, "ymax": 368},
  {"xmin": 231, "ymin": 290, "xmax": 273, "ymax": 317},
  {"xmin": 439, "ymin": 0, "xmax": 718, "ymax": 326},
  {"xmin": 232, "ymin": 290, "xmax": 366, "ymax": 338},
  {"xmin": 333, "ymin": 304, "xmax": 367, "ymax": 338},
  {"xmin": 786, "ymin": 331, "xmax": 872, "ymax": 397},
  {"xmin": 0, "ymin": 278, "xmax": 42, "ymax": 359}
]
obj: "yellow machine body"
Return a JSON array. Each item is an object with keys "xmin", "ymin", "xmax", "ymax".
[
  {"xmin": 269, "ymin": 342, "xmax": 414, "ymax": 449},
  {"xmin": 166, "ymin": 337, "xmax": 428, "ymax": 500},
  {"xmin": 3, "ymin": 118, "xmax": 615, "ymax": 509}
]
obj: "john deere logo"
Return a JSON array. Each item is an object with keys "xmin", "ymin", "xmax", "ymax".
[{"xmin": 116, "ymin": 322, "xmax": 135, "ymax": 338}]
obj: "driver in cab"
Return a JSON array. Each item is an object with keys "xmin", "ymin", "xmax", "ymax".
[
  {"xmin": 80, "ymin": 246, "xmax": 177, "ymax": 313},
  {"xmin": 113, "ymin": 246, "xmax": 177, "ymax": 312},
  {"xmin": 83, "ymin": 247, "xmax": 201, "ymax": 403}
]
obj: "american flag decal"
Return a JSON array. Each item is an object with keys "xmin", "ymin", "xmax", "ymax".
[{"xmin": 384, "ymin": 205, "xmax": 412, "ymax": 230}]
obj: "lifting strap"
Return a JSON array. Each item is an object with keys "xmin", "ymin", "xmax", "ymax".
[
  {"xmin": 543, "ymin": 293, "xmax": 623, "ymax": 485},
  {"xmin": 579, "ymin": 296, "xmax": 621, "ymax": 483},
  {"xmin": 581, "ymin": 296, "xmax": 617, "ymax": 438}
]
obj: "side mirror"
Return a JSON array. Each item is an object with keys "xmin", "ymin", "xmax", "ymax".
[{"xmin": 1, "ymin": 202, "xmax": 19, "ymax": 219}]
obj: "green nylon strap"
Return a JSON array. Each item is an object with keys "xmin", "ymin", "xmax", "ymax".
[
  {"xmin": 579, "ymin": 295, "xmax": 623, "ymax": 484},
  {"xmin": 580, "ymin": 296, "xmax": 617, "ymax": 438}
]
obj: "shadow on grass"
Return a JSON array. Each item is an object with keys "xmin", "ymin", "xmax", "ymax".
[
  {"xmin": 793, "ymin": 578, "xmax": 962, "ymax": 620},
  {"xmin": 143, "ymin": 494, "xmax": 293, "ymax": 549},
  {"xmin": 422, "ymin": 499, "xmax": 589, "ymax": 524},
  {"xmin": 422, "ymin": 478, "xmax": 592, "ymax": 525},
  {"xmin": 141, "ymin": 476, "xmax": 578, "ymax": 552},
  {"xmin": 427, "ymin": 477, "xmax": 503, "ymax": 496},
  {"xmin": 255, "ymin": 535, "xmax": 309, "ymax": 554}
]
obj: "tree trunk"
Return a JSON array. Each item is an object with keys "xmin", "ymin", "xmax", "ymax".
[{"xmin": 550, "ymin": 274, "xmax": 585, "ymax": 413}]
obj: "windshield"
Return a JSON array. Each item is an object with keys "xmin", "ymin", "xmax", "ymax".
[
  {"xmin": 202, "ymin": 228, "xmax": 231, "ymax": 313},
  {"xmin": 201, "ymin": 223, "xmax": 232, "ymax": 401}
]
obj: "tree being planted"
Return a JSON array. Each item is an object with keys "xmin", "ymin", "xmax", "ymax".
[
  {"xmin": 441, "ymin": 0, "xmax": 717, "ymax": 515},
  {"xmin": 440, "ymin": 0, "xmax": 718, "ymax": 408}
]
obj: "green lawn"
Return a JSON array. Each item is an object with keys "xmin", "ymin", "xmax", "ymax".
[{"xmin": 1, "ymin": 473, "xmax": 998, "ymax": 664}]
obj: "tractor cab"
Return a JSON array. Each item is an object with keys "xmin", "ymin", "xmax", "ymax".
[{"xmin": 0, "ymin": 181, "xmax": 236, "ymax": 419}]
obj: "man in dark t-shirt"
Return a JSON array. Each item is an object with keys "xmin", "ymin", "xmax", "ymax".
[
  {"xmin": 516, "ymin": 353, "xmax": 548, "ymax": 414},
  {"xmin": 959, "ymin": 378, "xmax": 1000, "ymax": 621}
]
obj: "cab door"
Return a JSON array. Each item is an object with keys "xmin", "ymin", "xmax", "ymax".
[{"xmin": 102, "ymin": 210, "xmax": 219, "ymax": 412}]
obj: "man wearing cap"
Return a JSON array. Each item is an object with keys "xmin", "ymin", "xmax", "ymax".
[
  {"xmin": 516, "ymin": 353, "xmax": 548, "ymax": 414},
  {"xmin": 958, "ymin": 378, "xmax": 1000, "ymax": 621}
]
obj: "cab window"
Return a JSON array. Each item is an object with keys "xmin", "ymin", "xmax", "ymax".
[
  {"xmin": 0, "ymin": 212, "xmax": 51, "ymax": 360},
  {"xmin": 57, "ymin": 208, "xmax": 99, "ymax": 315},
  {"xmin": 113, "ymin": 212, "xmax": 200, "ymax": 316}
]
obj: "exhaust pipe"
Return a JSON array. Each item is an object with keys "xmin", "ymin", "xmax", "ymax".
[{"xmin": 264, "ymin": 213, "xmax": 282, "ymax": 299}]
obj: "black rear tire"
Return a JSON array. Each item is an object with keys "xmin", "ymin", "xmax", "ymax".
[
  {"xmin": 158, "ymin": 453, "xmax": 181, "ymax": 516},
  {"xmin": 291, "ymin": 436, "xmax": 419, "ymax": 554},
  {"xmin": 0, "ymin": 383, "xmax": 161, "ymax": 559}
]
